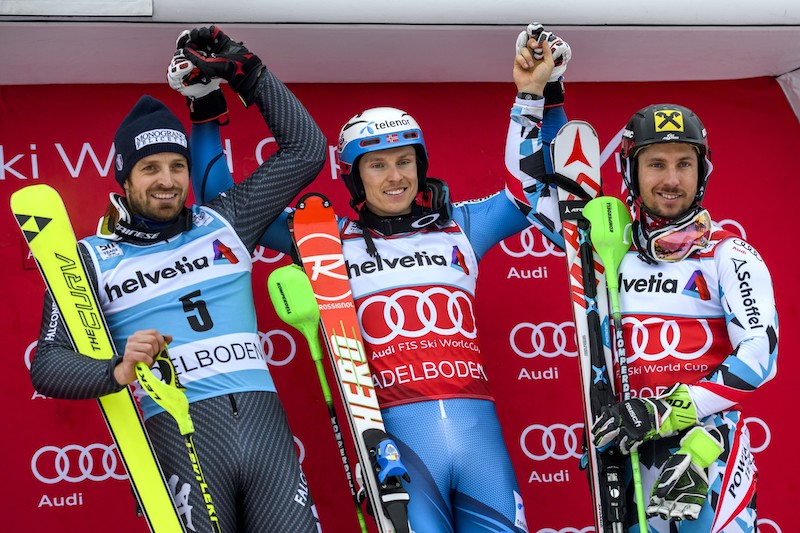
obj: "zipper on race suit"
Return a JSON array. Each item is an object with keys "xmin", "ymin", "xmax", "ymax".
[{"xmin": 228, "ymin": 394, "xmax": 239, "ymax": 417}]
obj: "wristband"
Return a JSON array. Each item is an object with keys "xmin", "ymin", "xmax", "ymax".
[{"xmin": 517, "ymin": 92, "xmax": 544, "ymax": 101}]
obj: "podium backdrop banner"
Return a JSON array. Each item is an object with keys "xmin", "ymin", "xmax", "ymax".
[{"xmin": 1, "ymin": 78, "xmax": 793, "ymax": 533}]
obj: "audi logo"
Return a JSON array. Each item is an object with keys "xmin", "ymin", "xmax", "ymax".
[
  {"xmin": 509, "ymin": 321, "xmax": 577, "ymax": 359},
  {"xmin": 25, "ymin": 339, "xmax": 37, "ymax": 370},
  {"xmin": 294, "ymin": 436, "xmax": 306, "ymax": 464},
  {"xmin": 520, "ymin": 423, "xmax": 583, "ymax": 461},
  {"xmin": 501, "ymin": 226, "xmax": 565, "ymax": 258},
  {"xmin": 260, "ymin": 329, "xmax": 297, "ymax": 367},
  {"xmin": 757, "ymin": 518, "xmax": 782, "ymax": 533},
  {"xmin": 624, "ymin": 316, "xmax": 712, "ymax": 361},
  {"xmin": 536, "ymin": 526, "xmax": 594, "ymax": 533},
  {"xmin": 358, "ymin": 287, "xmax": 477, "ymax": 344},
  {"xmin": 744, "ymin": 416, "xmax": 771, "ymax": 453},
  {"xmin": 717, "ymin": 219, "xmax": 746, "ymax": 240},
  {"xmin": 251, "ymin": 245, "xmax": 286, "ymax": 265},
  {"xmin": 32, "ymin": 443, "xmax": 128, "ymax": 484}
]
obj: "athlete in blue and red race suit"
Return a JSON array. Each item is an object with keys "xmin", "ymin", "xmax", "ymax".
[{"xmin": 180, "ymin": 24, "xmax": 570, "ymax": 533}]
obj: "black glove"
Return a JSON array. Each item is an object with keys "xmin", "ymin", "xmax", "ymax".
[
  {"xmin": 592, "ymin": 384, "xmax": 698, "ymax": 454},
  {"xmin": 180, "ymin": 25, "xmax": 265, "ymax": 107},
  {"xmin": 167, "ymin": 49, "xmax": 229, "ymax": 124}
]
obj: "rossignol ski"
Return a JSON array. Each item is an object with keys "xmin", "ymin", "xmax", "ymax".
[
  {"xmin": 550, "ymin": 122, "xmax": 628, "ymax": 532},
  {"xmin": 289, "ymin": 192, "xmax": 411, "ymax": 533},
  {"xmin": 11, "ymin": 184, "xmax": 185, "ymax": 533}
]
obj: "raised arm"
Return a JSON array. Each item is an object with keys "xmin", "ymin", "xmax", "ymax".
[{"xmin": 175, "ymin": 26, "xmax": 326, "ymax": 252}]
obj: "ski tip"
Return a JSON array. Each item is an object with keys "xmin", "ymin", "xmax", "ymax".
[
  {"xmin": 297, "ymin": 192, "xmax": 332, "ymax": 210},
  {"xmin": 10, "ymin": 183, "xmax": 60, "ymax": 210}
]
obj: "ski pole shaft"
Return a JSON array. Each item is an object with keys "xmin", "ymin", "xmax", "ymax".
[
  {"xmin": 267, "ymin": 265, "xmax": 369, "ymax": 533},
  {"xmin": 611, "ymin": 312, "xmax": 648, "ymax": 530},
  {"xmin": 584, "ymin": 196, "xmax": 648, "ymax": 532},
  {"xmin": 308, "ymin": 331, "xmax": 369, "ymax": 533},
  {"xmin": 135, "ymin": 349, "xmax": 223, "ymax": 533}
]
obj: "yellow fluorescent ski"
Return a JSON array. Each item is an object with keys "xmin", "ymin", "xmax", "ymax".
[{"xmin": 11, "ymin": 184, "xmax": 185, "ymax": 533}]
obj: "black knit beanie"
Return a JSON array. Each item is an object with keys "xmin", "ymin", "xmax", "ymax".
[{"xmin": 113, "ymin": 96, "xmax": 190, "ymax": 187}]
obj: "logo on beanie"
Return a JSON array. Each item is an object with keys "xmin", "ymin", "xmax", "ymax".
[
  {"xmin": 115, "ymin": 154, "xmax": 124, "ymax": 171},
  {"xmin": 134, "ymin": 129, "xmax": 188, "ymax": 150}
]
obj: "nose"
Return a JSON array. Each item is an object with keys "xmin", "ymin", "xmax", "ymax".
[
  {"xmin": 154, "ymin": 168, "xmax": 177, "ymax": 187},
  {"xmin": 663, "ymin": 165, "xmax": 682, "ymax": 185},
  {"xmin": 386, "ymin": 163, "xmax": 404, "ymax": 181}
]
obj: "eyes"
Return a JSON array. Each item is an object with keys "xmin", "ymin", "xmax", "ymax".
[
  {"xmin": 645, "ymin": 159, "xmax": 695, "ymax": 170},
  {"xmin": 138, "ymin": 160, "xmax": 188, "ymax": 173},
  {"xmin": 366, "ymin": 158, "xmax": 414, "ymax": 170}
]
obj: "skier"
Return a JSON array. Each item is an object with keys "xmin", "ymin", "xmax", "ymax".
[
  {"xmin": 587, "ymin": 103, "xmax": 779, "ymax": 532},
  {"xmin": 31, "ymin": 27, "xmax": 326, "ymax": 532},
  {"xmin": 174, "ymin": 24, "xmax": 570, "ymax": 533},
  {"xmin": 523, "ymin": 103, "xmax": 777, "ymax": 532}
]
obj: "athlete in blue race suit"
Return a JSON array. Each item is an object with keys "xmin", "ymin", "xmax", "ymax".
[
  {"xmin": 33, "ymin": 28, "xmax": 326, "ymax": 532},
  {"xmin": 186, "ymin": 25, "xmax": 569, "ymax": 533}
]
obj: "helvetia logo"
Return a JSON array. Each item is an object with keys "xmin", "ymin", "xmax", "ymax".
[
  {"xmin": 213, "ymin": 239, "xmax": 239, "ymax": 264},
  {"xmin": 619, "ymin": 272, "xmax": 678, "ymax": 293},
  {"xmin": 346, "ymin": 251, "xmax": 447, "ymax": 278},
  {"xmin": 682, "ymin": 269, "xmax": 710, "ymax": 300},
  {"xmin": 104, "ymin": 255, "xmax": 210, "ymax": 301},
  {"xmin": 450, "ymin": 246, "xmax": 469, "ymax": 274}
]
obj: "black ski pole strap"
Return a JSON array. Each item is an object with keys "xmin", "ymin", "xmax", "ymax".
[{"xmin": 543, "ymin": 172, "xmax": 594, "ymax": 200}]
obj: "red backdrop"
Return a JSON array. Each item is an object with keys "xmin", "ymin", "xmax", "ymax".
[{"xmin": 1, "ymin": 78, "xmax": 794, "ymax": 533}]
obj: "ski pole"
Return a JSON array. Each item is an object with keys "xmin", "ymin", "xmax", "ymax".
[
  {"xmin": 583, "ymin": 196, "xmax": 648, "ymax": 532},
  {"xmin": 135, "ymin": 349, "xmax": 223, "ymax": 533},
  {"xmin": 267, "ymin": 264, "xmax": 369, "ymax": 533}
]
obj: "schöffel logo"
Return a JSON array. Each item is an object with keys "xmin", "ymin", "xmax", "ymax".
[
  {"xmin": 104, "ymin": 255, "xmax": 210, "ymax": 301},
  {"xmin": 346, "ymin": 251, "xmax": 447, "ymax": 278},
  {"xmin": 134, "ymin": 128, "xmax": 187, "ymax": 150}
]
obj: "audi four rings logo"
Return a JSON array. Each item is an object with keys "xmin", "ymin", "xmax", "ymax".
[
  {"xmin": 260, "ymin": 329, "xmax": 297, "ymax": 367},
  {"xmin": 536, "ymin": 522, "xmax": 592, "ymax": 533},
  {"xmin": 516, "ymin": 416, "xmax": 771, "ymax": 465},
  {"xmin": 624, "ymin": 316, "xmax": 712, "ymax": 361},
  {"xmin": 757, "ymin": 518, "xmax": 782, "ymax": 533},
  {"xmin": 25, "ymin": 340, "xmax": 37, "ymax": 370},
  {"xmin": 501, "ymin": 227, "xmax": 565, "ymax": 258},
  {"xmin": 358, "ymin": 287, "xmax": 477, "ymax": 344},
  {"xmin": 509, "ymin": 321, "xmax": 577, "ymax": 359},
  {"xmin": 294, "ymin": 436, "xmax": 306, "ymax": 464},
  {"xmin": 520, "ymin": 423, "xmax": 583, "ymax": 461},
  {"xmin": 718, "ymin": 218, "xmax": 746, "ymax": 240},
  {"xmin": 32, "ymin": 444, "xmax": 127, "ymax": 484},
  {"xmin": 251, "ymin": 245, "xmax": 286, "ymax": 265},
  {"xmin": 745, "ymin": 416, "xmax": 771, "ymax": 453}
]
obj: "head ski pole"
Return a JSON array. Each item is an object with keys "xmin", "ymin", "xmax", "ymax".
[
  {"xmin": 583, "ymin": 196, "xmax": 648, "ymax": 531},
  {"xmin": 135, "ymin": 350, "xmax": 222, "ymax": 533},
  {"xmin": 267, "ymin": 264, "xmax": 369, "ymax": 533}
]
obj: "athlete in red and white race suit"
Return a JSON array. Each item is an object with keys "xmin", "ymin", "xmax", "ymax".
[
  {"xmin": 189, "ymin": 25, "xmax": 570, "ymax": 533},
  {"xmin": 523, "ymin": 103, "xmax": 778, "ymax": 532}
]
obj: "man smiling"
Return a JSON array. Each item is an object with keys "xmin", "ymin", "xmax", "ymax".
[{"xmin": 32, "ymin": 27, "xmax": 327, "ymax": 532}]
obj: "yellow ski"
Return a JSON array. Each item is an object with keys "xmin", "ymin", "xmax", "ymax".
[{"xmin": 11, "ymin": 184, "xmax": 185, "ymax": 533}]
